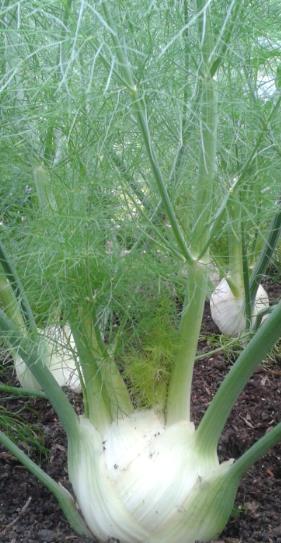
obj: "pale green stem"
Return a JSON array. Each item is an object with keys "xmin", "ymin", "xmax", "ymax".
[
  {"xmin": 191, "ymin": 1, "xmax": 218, "ymax": 257},
  {"xmin": 166, "ymin": 263, "xmax": 208, "ymax": 424},
  {"xmin": 235, "ymin": 94, "xmax": 281, "ymax": 189},
  {"xmin": 241, "ymin": 225, "xmax": 251, "ymax": 329},
  {"xmin": 227, "ymin": 195, "xmax": 244, "ymax": 297},
  {"xmin": 0, "ymin": 383, "xmax": 46, "ymax": 398},
  {"xmin": 101, "ymin": 2, "xmax": 194, "ymax": 265},
  {"xmin": 133, "ymin": 100, "xmax": 194, "ymax": 264},
  {"xmin": 91, "ymin": 313, "xmax": 133, "ymax": 420},
  {"xmin": 0, "ymin": 431, "xmax": 91, "ymax": 537},
  {"xmin": 71, "ymin": 306, "xmax": 132, "ymax": 429},
  {"xmin": 210, "ymin": 0, "xmax": 245, "ymax": 77},
  {"xmin": 230, "ymin": 422, "xmax": 281, "ymax": 480},
  {"xmin": 33, "ymin": 164, "xmax": 58, "ymax": 212},
  {"xmin": 198, "ymin": 95, "xmax": 281, "ymax": 257},
  {"xmin": 0, "ymin": 310, "xmax": 79, "ymax": 441},
  {"xmin": 227, "ymin": 237, "xmax": 243, "ymax": 297},
  {"xmin": 0, "ymin": 272, "xmax": 27, "ymax": 334},
  {"xmin": 69, "ymin": 314, "xmax": 112, "ymax": 431},
  {"xmin": 191, "ymin": 76, "xmax": 218, "ymax": 255},
  {"xmin": 43, "ymin": 0, "xmax": 73, "ymax": 165},
  {"xmin": 0, "ymin": 241, "xmax": 37, "ymax": 331},
  {"xmin": 196, "ymin": 300, "xmax": 281, "ymax": 457},
  {"xmin": 250, "ymin": 203, "xmax": 281, "ymax": 304}
]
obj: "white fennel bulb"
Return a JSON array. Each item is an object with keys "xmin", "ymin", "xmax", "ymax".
[
  {"xmin": 14, "ymin": 325, "xmax": 81, "ymax": 392},
  {"xmin": 210, "ymin": 278, "xmax": 269, "ymax": 337},
  {"xmin": 68, "ymin": 411, "xmax": 236, "ymax": 543}
]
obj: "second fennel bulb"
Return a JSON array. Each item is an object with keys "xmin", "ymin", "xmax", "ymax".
[
  {"xmin": 14, "ymin": 325, "xmax": 81, "ymax": 392},
  {"xmin": 210, "ymin": 278, "xmax": 269, "ymax": 337}
]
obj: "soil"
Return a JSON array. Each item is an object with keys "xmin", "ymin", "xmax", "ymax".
[{"xmin": 0, "ymin": 277, "xmax": 281, "ymax": 543}]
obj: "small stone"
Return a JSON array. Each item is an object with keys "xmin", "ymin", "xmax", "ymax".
[{"xmin": 38, "ymin": 528, "xmax": 55, "ymax": 542}]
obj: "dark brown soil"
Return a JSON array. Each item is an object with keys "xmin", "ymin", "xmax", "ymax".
[{"xmin": 1, "ymin": 280, "xmax": 281, "ymax": 543}]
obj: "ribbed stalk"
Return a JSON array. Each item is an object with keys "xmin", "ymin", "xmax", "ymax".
[
  {"xmin": 196, "ymin": 300, "xmax": 281, "ymax": 457},
  {"xmin": 0, "ymin": 383, "xmax": 46, "ymax": 398},
  {"xmin": 241, "ymin": 224, "xmax": 251, "ymax": 329},
  {"xmin": 70, "ymin": 303, "xmax": 133, "ymax": 428},
  {"xmin": 100, "ymin": 2, "xmax": 194, "ymax": 266},
  {"xmin": 0, "ymin": 272, "xmax": 27, "ymax": 334},
  {"xmin": 0, "ymin": 240, "xmax": 37, "ymax": 331},
  {"xmin": 191, "ymin": 76, "xmax": 217, "ymax": 255},
  {"xmin": 230, "ymin": 421, "xmax": 281, "ymax": 479},
  {"xmin": 33, "ymin": 164, "xmax": 58, "ymax": 212},
  {"xmin": 198, "ymin": 95, "xmax": 281, "ymax": 256},
  {"xmin": 69, "ymin": 313, "xmax": 112, "ymax": 431},
  {"xmin": 166, "ymin": 263, "xmax": 207, "ymax": 424},
  {"xmin": 191, "ymin": 1, "xmax": 217, "ymax": 257},
  {"xmin": 0, "ymin": 310, "xmax": 79, "ymax": 441},
  {"xmin": 226, "ymin": 194, "xmax": 244, "ymax": 298},
  {"xmin": 250, "ymin": 202, "xmax": 281, "ymax": 304}
]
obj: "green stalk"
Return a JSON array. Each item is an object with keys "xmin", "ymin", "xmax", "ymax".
[
  {"xmin": 0, "ymin": 272, "xmax": 27, "ymax": 334},
  {"xmin": 166, "ymin": 0, "xmax": 217, "ymax": 424},
  {"xmin": 69, "ymin": 313, "xmax": 112, "ymax": 431},
  {"xmin": 90, "ymin": 310, "xmax": 133, "ymax": 419},
  {"xmin": 0, "ymin": 310, "xmax": 79, "ymax": 441},
  {"xmin": 250, "ymin": 202, "xmax": 281, "ymax": 304},
  {"xmin": 226, "ymin": 194, "xmax": 244, "ymax": 297},
  {"xmin": 43, "ymin": 0, "xmax": 73, "ymax": 166},
  {"xmin": 191, "ymin": 1, "xmax": 217, "ymax": 257},
  {"xmin": 241, "ymin": 224, "xmax": 251, "ymax": 330},
  {"xmin": 199, "ymin": 96, "xmax": 281, "ymax": 256},
  {"xmin": 166, "ymin": 263, "xmax": 207, "ymax": 424},
  {"xmin": 210, "ymin": 0, "xmax": 245, "ymax": 77},
  {"xmin": 33, "ymin": 164, "xmax": 58, "ymax": 213},
  {"xmin": 133, "ymin": 101, "xmax": 194, "ymax": 264},
  {"xmin": 70, "ymin": 306, "xmax": 132, "ymax": 426},
  {"xmin": 0, "ymin": 431, "xmax": 91, "ymax": 537},
  {"xmin": 230, "ymin": 422, "xmax": 281, "ymax": 479},
  {"xmin": 196, "ymin": 300, "xmax": 281, "ymax": 457},
  {"xmin": 226, "ymin": 234, "xmax": 243, "ymax": 298},
  {"xmin": 190, "ymin": 75, "xmax": 217, "ymax": 255},
  {"xmin": 100, "ymin": 2, "xmax": 194, "ymax": 266},
  {"xmin": 0, "ymin": 240, "xmax": 37, "ymax": 332},
  {"xmin": 0, "ymin": 383, "xmax": 46, "ymax": 398},
  {"xmin": 168, "ymin": 0, "xmax": 190, "ymax": 187}
]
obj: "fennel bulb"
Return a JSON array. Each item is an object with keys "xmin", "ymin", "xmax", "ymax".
[
  {"xmin": 15, "ymin": 325, "xmax": 81, "ymax": 392},
  {"xmin": 68, "ymin": 411, "xmax": 237, "ymax": 543},
  {"xmin": 210, "ymin": 278, "xmax": 269, "ymax": 337}
]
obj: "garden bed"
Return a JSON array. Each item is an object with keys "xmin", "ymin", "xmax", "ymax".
[{"xmin": 1, "ymin": 285, "xmax": 281, "ymax": 543}]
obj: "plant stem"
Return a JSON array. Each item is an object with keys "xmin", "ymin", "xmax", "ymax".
[
  {"xmin": 0, "ymin": 310, "xmax": 79, "ymax": 441},
  {"xmin": 0, "ymin": 431, "xmax": 91, "ymax": 537},
  {"xmin": 241, "ymin": 224, "xmax": 251, "ymax": 329},
  {"xmin": 226, "ymin": 193, "xmax": 244, "ymax": 297},
  {"xmin": 0, "ymin": 383, "xmax": 46, "ymax": 398},
  {"xmin": 69, "ymin": 313, "xmax": 112, "ymax": 431},
  {"xmin": 191, "ymin": 1, "xmax": 217, "ymax": 257},
  {"xmin": 0, "ymin": 272, "xmax": 27, "ymax": 334},
  {"xmin": 230, "ymin": 422, "xmax": 281, "ymax": 479},
  {"xmin": 33, "ymin": 164, "xmax": 58, "ymax": 213},
  {"xmin": 101, "ymin": 2, "xmax": 194, "ymax": 265},
  {"xmin": 210, "ymin": 0, "xmax": 245, "ymax": 77},
  {"xmin": 166, "ymin": 263, "xmax": 207, "ymax": 424},
  {"xmin": 0, "ymin": 240, "xmax": 37, "ymax": 332},
  {"xmin": 91, "ymin": 310, "xmax": 133, "ymax": 419},
  {"xmin": 199, "ymin": 95, "xmax": 281, "ymax": 256},
  {"xmin": 196, "ymin": 300, "xmax": 281, "ymax": 457},
  {"xmin": 250, "ymin": 202, "xmax": 281, "ymax": 304}
]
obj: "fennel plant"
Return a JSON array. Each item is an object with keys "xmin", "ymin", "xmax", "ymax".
[{"xmin": 1, "ymin": 1, "xmax": 281, "ymax": 542}]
